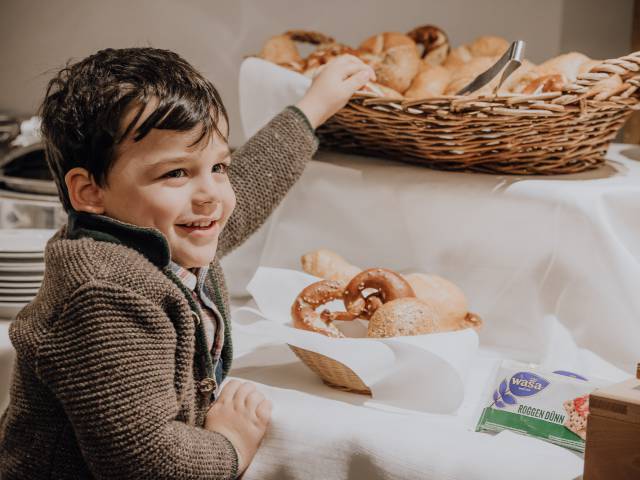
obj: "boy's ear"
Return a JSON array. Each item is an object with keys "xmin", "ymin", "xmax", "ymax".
[{"xmin": 64, "ymin": 167, "xmax": 106, "ymax": 214}]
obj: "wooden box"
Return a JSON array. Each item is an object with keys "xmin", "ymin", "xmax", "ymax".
[{"xmin": 583, "ymin": 376, "xmax": 640, "ymax": 479}]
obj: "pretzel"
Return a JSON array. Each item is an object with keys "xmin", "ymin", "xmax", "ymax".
[
  {"xmin": 290, "ymin": 280, "xmax": 349, "ymax": 338},
  {"xmin": 342, "ymin": 268, "xmax": 416, "ymax": 320}
]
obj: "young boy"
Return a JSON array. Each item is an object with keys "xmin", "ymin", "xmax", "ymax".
[{"xmin": 0, "ymin": 47, "xmax": 374, "ymax": 479}]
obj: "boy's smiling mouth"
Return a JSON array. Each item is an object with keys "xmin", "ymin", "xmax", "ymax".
[{"xmin": 176, "ymin": 217, "xmax": 220, "ymax": 236}]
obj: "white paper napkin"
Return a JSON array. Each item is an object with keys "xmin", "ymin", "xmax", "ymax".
[{"xmin": 239, "ymin": 57, "xmax": 310, "ymax": 139}]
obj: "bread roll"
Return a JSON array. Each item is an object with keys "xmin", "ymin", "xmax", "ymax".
[
  {"xmin": 512, "ymin": 52, "xmax": 591, "ymax": 94},
  {"xmin": 445, "ymin": 56, "xmax": 498, "ymax": 96},
  {"xmin": 404, "ymin": 273, "xmax": 470, "ymax": 331},
  {"xmin": 498, "ymin": 59, "xmax": 537, "ymax": 93},
  {"xmin": 360, "ymin": 31, "xmax": 416, "ymax": 53},
  {"xmin": 442, "ymin": 35, "xmax": 508, "ymax": 70},
  {"xmin": 367, "ymin": 289, "xmax": 482, "ymax": 338},
  {"xmin": 522, "ymin": 74, "xmax": 564, "ymax": 94},
  {"xmin": 406, "ymin": 25, "xmax": 450, "ymax": 66},
  {"xmin": 468, "ymin": 35, "xmax": 510, "ymax": 58},
  {"xmin": 367, "ymin": 297, "xmax": 440, "ymax": 337},
  {"xmin": 259, "ymin": 34, "xmax": 303, "ymax": 71},
  {"xmin": 405, "ymin": 63, "xmax": 451, "ymax": 99},
  {"xmin": 537, "ymin": 52, "xmax": 591, "ymax": 83},
  {"xmin": 362, "ymin": 82, "xmax": 404, "ymax": 99},
  {"xmin": 304, "ymin": 43, "xmax": 360, "ymax": 72},
  {"xmin": 443, "ymin": 45, "xmax": 473, "ymax": 69},
  {"xmin": 301, "ymin": 249, "xmax": 361, "ymax": 284},
  {"xmin": 359, "ymin": 32, "xmax": 420, "ymax": 93}
]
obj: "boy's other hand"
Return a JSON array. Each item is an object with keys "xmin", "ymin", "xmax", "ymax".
[
  {"xmin": 295, "ymin": 54, "xmax": 376, "ymax": 129},
  {"xmin": 205, "ymin": 379, "xmax": 272, "ymax": 475}
]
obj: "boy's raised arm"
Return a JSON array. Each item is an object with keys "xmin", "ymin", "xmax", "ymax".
[
  {"xmin": 218, "ymin": 55, "xmax": 375, "ymax": 258},
  {"xmin": 35, "ymin": 280, "xmax": 239, "ymax": 479},
  {"xmin": 218, "ymin": 106, "xmax": 317, "ymax": 258}
]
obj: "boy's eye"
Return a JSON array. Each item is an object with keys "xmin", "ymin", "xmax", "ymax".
[
  {"xmin": 163, "ymin": 168, "xmax": 186, "ymax": 179},
  {"xmin": 212, "ymin": 163, "xmax": 229, "ymax": 175}
]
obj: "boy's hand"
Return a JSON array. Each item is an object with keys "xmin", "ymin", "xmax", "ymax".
[
  {"xmin": 295, "ymin": 54, "xmax": 376, "ymax": 129},
  {"xmin": 205, "ymin": 379, "xmax": 272, "ymax": 475}
]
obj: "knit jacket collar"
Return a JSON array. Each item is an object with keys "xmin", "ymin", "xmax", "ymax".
[
  {"xmin": 67, "ymin": 210, "xmax": 171, "ymax": 269},
  {"xmin": 66, "ymin": 209, "xmax": 225, "ymax": 387}
]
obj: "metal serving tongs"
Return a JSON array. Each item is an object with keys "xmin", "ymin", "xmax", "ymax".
[{"xmin": 456, "ymin": 40, "xmax": 526, "ymax": 95}]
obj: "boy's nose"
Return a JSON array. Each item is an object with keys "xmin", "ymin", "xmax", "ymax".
[
  {"xmin": 192, "ymin": 197, "xmax": 223, "ymax": 220},
  {"xmin": 193, "ymin": 191, "xmax": 218, "ymax": 209},
  {"xmin": 193, "ymin": 175, "xmax": 220, "ymax": 205}
]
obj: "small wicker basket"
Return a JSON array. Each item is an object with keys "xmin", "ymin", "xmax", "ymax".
[
  {"xmin": 288, "ymin": 312, "xmax": 482, "ymax": 394},
  {"xmin": 288, "ymin": 344, "xmax": 372, "ymax": 395},
  {"xmin": 317, "ymin": 51, "xmax": 640, "ymax": 175}
]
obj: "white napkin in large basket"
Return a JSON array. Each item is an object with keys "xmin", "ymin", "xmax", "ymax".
[{"xmin": 239, "ymin": 57, "xmax": 310, "ymax": 138}]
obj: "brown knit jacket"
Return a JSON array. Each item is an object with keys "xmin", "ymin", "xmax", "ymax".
[{"xmin": 0, "ymin": 107, "xmax": 318, "ymax": 479}]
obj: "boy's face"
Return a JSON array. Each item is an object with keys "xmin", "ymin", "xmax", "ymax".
[{"xmin": 100, "ymin": 105, "xmax": 236, "ymax": 269}]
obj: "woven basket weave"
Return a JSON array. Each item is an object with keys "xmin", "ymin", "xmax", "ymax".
[
  {"xmin": 289, "ymin": 312, "xmax": 482, "ymax": 394},
  {"xmin": 316, "ymin": 51, "xmax": 640, "ymax": 175},
  {"xmin": 288, "ymin": 344, "xmax": 372, "ymax": 395}
]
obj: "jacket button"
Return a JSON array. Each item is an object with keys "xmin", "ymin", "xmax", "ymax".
[{"xmin": 198, "ymin": 377, "xmax": 216, "ymax": 393}]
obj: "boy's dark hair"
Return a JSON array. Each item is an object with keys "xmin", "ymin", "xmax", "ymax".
[{"xmin": 40, "ymin": 47, "xmax": 228, "ymax": 212}]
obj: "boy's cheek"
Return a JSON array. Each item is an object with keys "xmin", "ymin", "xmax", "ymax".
[
  {"xmin": 226, "ymin": 189, "xmax": 237, "ymax": 219},
  {"xmin": 220, "ymin": 207, "xmax": 234, "ymax": 233}
]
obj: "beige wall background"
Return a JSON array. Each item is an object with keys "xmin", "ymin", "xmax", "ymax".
[{"xmin": 0, "ymin": 0, "xmax": 634, "ymax": 147}]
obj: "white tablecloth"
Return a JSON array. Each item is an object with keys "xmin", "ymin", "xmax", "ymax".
[
  {"xmin": 223, "ymin": 144, "xmax": 640, "ymax": 374},
  {"xmin": 231, "ymin": 319, "xmax": 585, "ymax": 480}
]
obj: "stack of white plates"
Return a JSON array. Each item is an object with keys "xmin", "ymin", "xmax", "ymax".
[{"xmin": 0, "ymin": 229, "xmax": 56, "ymax": 319}]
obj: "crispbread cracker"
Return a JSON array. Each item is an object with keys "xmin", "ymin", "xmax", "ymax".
[{"xmin": 563, "ymin": 395, "xmax": 589, "ymax": 440}]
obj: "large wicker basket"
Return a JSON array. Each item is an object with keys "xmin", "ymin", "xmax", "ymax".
[{"xmin": 317, "ymin": 51, "xmax": 640, "ymax": 175}]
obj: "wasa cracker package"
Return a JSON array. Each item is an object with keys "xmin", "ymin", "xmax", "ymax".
[{"xmin": 475, "ymin": 361, "xmax": 609, "ymax": 452}]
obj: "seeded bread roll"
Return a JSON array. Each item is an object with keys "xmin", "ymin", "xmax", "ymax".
[{"xmin": 367, "ymin": 297, "xmax": 439, "ymax": 337}]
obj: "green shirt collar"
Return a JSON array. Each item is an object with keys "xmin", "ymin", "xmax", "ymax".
[{"xmin": 66, "ymin": 210, "xmax": 171, "ymax": 269}]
